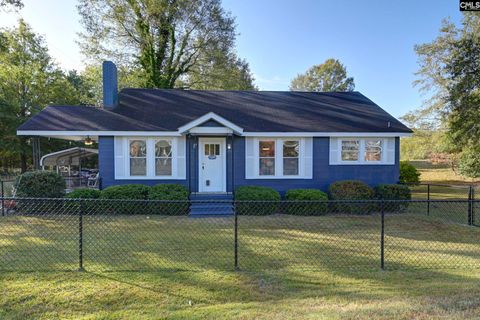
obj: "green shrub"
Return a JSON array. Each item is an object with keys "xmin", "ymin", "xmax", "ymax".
[
  {"xmin": 16, "ymin": 171, "xmax": 66, "ymax": 198},
  {"xmin": 148, "ymin": 184, "xmax": 189, "ymax": 215},
  {"xmin": 64, "ymin": 189, "xmax": 101, "ymax": 214},
  {"xmin": 15, "ymin": 171, "xmax": 66, "ymax": 214},
  {"xmin": 235, "ymin": 186, "xmax": 280, "ymax": 215},
  {"xmin": 375, "ymin": 184, "xmax": 411, "ymax": 212},
  {"xmin": 399, "ymin": 161, "xmax": 420, "ymax": 185},
  {"xmin": 66, "ymin": 188, "xmax": 101, "ymax": 199},
  {"xmin": 328, "ymin": 180, "xmax": 375, "ymax": 214},
  {"xmin": 100, "ymin": 184, "xmax": 150, "ymax": 200},
  {"xmin": 100, "ymin": 184, "xmax": 151, "ymax": 214},
  {"xmin": 284, "ymin": 189, "xmax": 328, "ymax": 215}
]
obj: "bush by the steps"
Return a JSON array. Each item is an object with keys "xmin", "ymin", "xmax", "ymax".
[
  {"xmin": 235, "ymin": 186, "xmax": 280, "ymax": 215},
  {"xmin": 148, "ymin": 184, "xmax": 189, "ymax": 215}
]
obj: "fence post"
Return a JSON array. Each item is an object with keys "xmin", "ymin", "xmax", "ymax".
[
  {"xmin": 427, "ymin": 184, "xmax": 430, "ymax": 216},
  {"xmin": 472, "ymin": 187, "xmax": 475, "ymax": 226},
  {"xmin": 1, "ymin": 181, "xmax": 4, "ymax": 217},
  {"xmin": 380, "ymin": 199, "xmax": 385, "ymax": 270},
  {"xmin": 234, "ymin": 201, "xmax": 239, "ymax": 271},
  {"xmin": 468, "ymin": 186, "xmax": 473, "ymax": 226},
  {"xmin": 78, "ymin": 199, "xmax": 85, "ymax": 271}
]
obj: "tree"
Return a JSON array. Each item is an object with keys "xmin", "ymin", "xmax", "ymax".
[
  {"xmin": 77, "ymin": 0, "xmax": 243, "ymax": 89},
  {"xmin": 0, "ymin": 0, "xmax": 23, "ymax": 9},
  {"xmin": 459, "ymin": 146, "xmax": 480, "ymax": 179},
  {"xmin": 0, "ymin": 20, "xmax": 83, "ymax": 172},
  {"xmin": 414, "ymin": 13, "xmax": 480, "ymax": 176},
  {"xmin": 186, "ymin": 49, "xmax": 256, "ymax": 90},
  {"xmin": 290, "ymin": 59, "xmax": 355, "ymax": 92}
]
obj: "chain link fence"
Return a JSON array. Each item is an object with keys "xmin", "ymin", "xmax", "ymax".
[{"xmin": 1, "ymin": 197, "xmax": 479, "ymax": 272}]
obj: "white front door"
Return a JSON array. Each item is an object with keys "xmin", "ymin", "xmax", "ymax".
[{"xmin": 199, "ymin": 137, "xmax": 226, "ymax": 192}]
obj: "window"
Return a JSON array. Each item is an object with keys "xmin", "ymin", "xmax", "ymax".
[
  {"xmin": 205, "ymin": 143, "xmax": 220, "ymax": 156},
  {"xmin": 331, "ymin": 137, "xmax": 392, "ymax": 165},
  {"xmin": 259, "ymin": 140, "xmax": 275, "ymax": 176},
  {"xmin": 341, "ymin": 140, "xmax": 359, "ymax": 161},
  {"xmin": 155, "ymin": 140, "xmax": 172, "ymax": 175},
  {"xmin": 283, "ymin": 140, "xmax": 299, "ymax": 175},
  {"xmin": 365, "ymin": 139, "xmax": 382, "ymax": 162},
  {"xmin": 247, "ymin": 138, "xmax": 312, "ymax": 179},
  {"xmin": 115, "ymin": 137, "xmax": 186, "ymax": 180},
  {"xmin": 129, "ymin": 140, "xmax": 146, "ymax": 176}
]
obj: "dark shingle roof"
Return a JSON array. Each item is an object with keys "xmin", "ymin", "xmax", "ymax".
[
  {"xmin": 18, "ymin": 89, "xmax": 412, "ymax": 133},
  {"xmin": 17, "ymin": 105, "xmax": 163, "ymax": 131}
]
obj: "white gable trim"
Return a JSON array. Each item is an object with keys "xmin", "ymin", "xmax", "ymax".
[
  {"xmin": 189, "ymin": 127, "xmax": 233, "ymax": 134},
  {"xmin": 177, "ymin": 112, "xmax": 244, "ymax": 134}
]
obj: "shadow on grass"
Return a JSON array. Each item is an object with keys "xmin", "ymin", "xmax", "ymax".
[{"xmin": 0, "ymin": 213, "xmax": 479, "ymax": 273}]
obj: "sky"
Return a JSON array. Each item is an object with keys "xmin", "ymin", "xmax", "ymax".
[{"xmin": 0, "ymin": 0, "xmax": 463, "ymax": 118}]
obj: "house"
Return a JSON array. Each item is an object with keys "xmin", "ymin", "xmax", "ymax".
[{"xmin": 17, "ymin": 61, "xmax": 412, "ymax": 201}]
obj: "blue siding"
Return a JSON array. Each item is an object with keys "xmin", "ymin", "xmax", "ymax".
[
  {"xmin": 98, "ymin": 136, "xmax": 189, "ymax": 188},
  {"xmin": 99, "ymin": 135, "xmax": 400, "ymax": 194},
  {"xmin": 232, "ymin": 136, "xmax": 400, "ymax": 195}
]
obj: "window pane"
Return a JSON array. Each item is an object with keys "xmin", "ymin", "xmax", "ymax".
[
  {"xmin": 365, "ymin": 139, "xmax": 382, "ymax": 161},
  {"xmin": 130, "ymin": 158, "xmax": 146, "ymax": 176},
  {"xmin": 215, "ymin": 144, "xmax": 220, "ymax": 155},
  {"xmin": 341, "ymin": 140, "xmax": 359, "ymax": 161},
  {"xmin": 204, "ymin": 144, "xmax": 210, "ymax": 156},
  {"xmin": 259, "ymin": 158, "xmax": 275, "ymax": 176},
  {"xmin": 155, "ymin": 140, "xmax": 172, "ymax": 157},
  {"xmin": 283, "ymin": 140, "xmax": 299, "ymax": 157},
  {"xmin": 259, "ymin": 141, "xmax": 275, "ymax": 157},
  {"xmin": 155, "ymin": 158, "xmax": 172, "ymax": 175},
  {"xmin": 130, "ymin": 140, "xmax": 146, "ymax": 157},
  {"xmin": 283, "ymin": 158, "xmax": 299, "ymax": 175}
]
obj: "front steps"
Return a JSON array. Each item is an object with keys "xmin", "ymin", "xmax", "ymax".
[{"xmin": 189, "ymin": 193, "xmax": 233, "ymax": 217}]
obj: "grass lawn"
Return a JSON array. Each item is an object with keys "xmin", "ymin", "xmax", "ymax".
[
  {"xmin": 409, "ymin": 160, "xmax": 479, "ymax": 185},
  {"xmin": 1, "ymin": 211, "xmax": 480, "ymax": 319},
  {"xmin": 407, "ymin": 160, "xmax": 480, "ymax": 200}
]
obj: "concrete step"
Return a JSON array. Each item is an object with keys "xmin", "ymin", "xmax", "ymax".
[
  {"xmin": 189, "ymin": 193, "xmax": 233, "ymax": 200},
  {"xmin": 189, "ymin": 194, "xmax": 234, "ymax": 216}
]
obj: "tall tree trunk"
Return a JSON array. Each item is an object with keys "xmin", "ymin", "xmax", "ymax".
[{"xmin": 20, "ymin": 151, "xmax": 27, "ymax": 173}]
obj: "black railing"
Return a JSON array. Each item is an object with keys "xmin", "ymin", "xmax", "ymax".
[{"xmin": 0, "ymin": 197, "xmax": 478, "ymax": 272}]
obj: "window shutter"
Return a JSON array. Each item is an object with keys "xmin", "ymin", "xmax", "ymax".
[
  {"xmin": 176, "ymin": 136, "xmax": 186, "ymax": 179},
  {"xmin": 329, "ymin": 138, "xmax": 339, "ymax": 165},
  {"xmin": 385, "ymin": 138, "xmax": 395, "ymax": 165},
  {"xmin": 245, "ymin": 137, "xmax": 255, "ymax": 179},
  {"xmin": 114, "ymin": 137, "xmax": 125, "ymax": 178},
  {"xmin": 304, "ymin": 137, "xmax": 313, "ymax": 178}
]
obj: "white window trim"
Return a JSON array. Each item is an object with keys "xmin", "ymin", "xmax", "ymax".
[
  {"xmin": 127, "ymin": 138, "xmax": 148, "ymax": 177},
  {"xmin": 153, "ymin": 138, "xmax": 175, "ymax": 177},
  {"xmin": 336, "ymin": 137, "xmax": 388, "ymax": 165},
  {"xmin": 252, "ymin": 137, "xmax": 309, "ymax": 179},
  {"xmin": 120, "ymin": 136, "xmax": 184, "ymax": 180}
]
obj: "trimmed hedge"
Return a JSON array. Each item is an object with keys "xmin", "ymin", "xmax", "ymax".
[
  {"xmin": 399, "ymin": 161, "xmax": 420, "ymax": 185},
  {"xmin": 100, "ymin": 184, "xmax": 151, "ymax": 214},
  {"xmin": 16, "ymin": 171, "xmax": 66, "ymax": 198},
  {"xmin": 328, "ymin": 180, "xmax": 375, "ymax": 214},
  {"xmin": 64, "ymin": 188, "xmax": 101, "ymax": 213},
  {"xmin": 284, "ymin": 189, "xmax": 328, "ymax": 215},
  {"xmin": 148, "ymin": 184, "xmax": 189, "ymax": 215},
  {"xmin": 375, "ymin": 184, "xmax": 411, "ymax": 212},
  {"xmin": 235, "ymin": 186, "xmax": 280, "ymax": 215},
  {"xmin": 66, "ymin": 188, "xmax": 101, "ymax": 199},
  {"xmin": 100, "ymin": 184, "xmax": 150, "ymax": 200}
]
